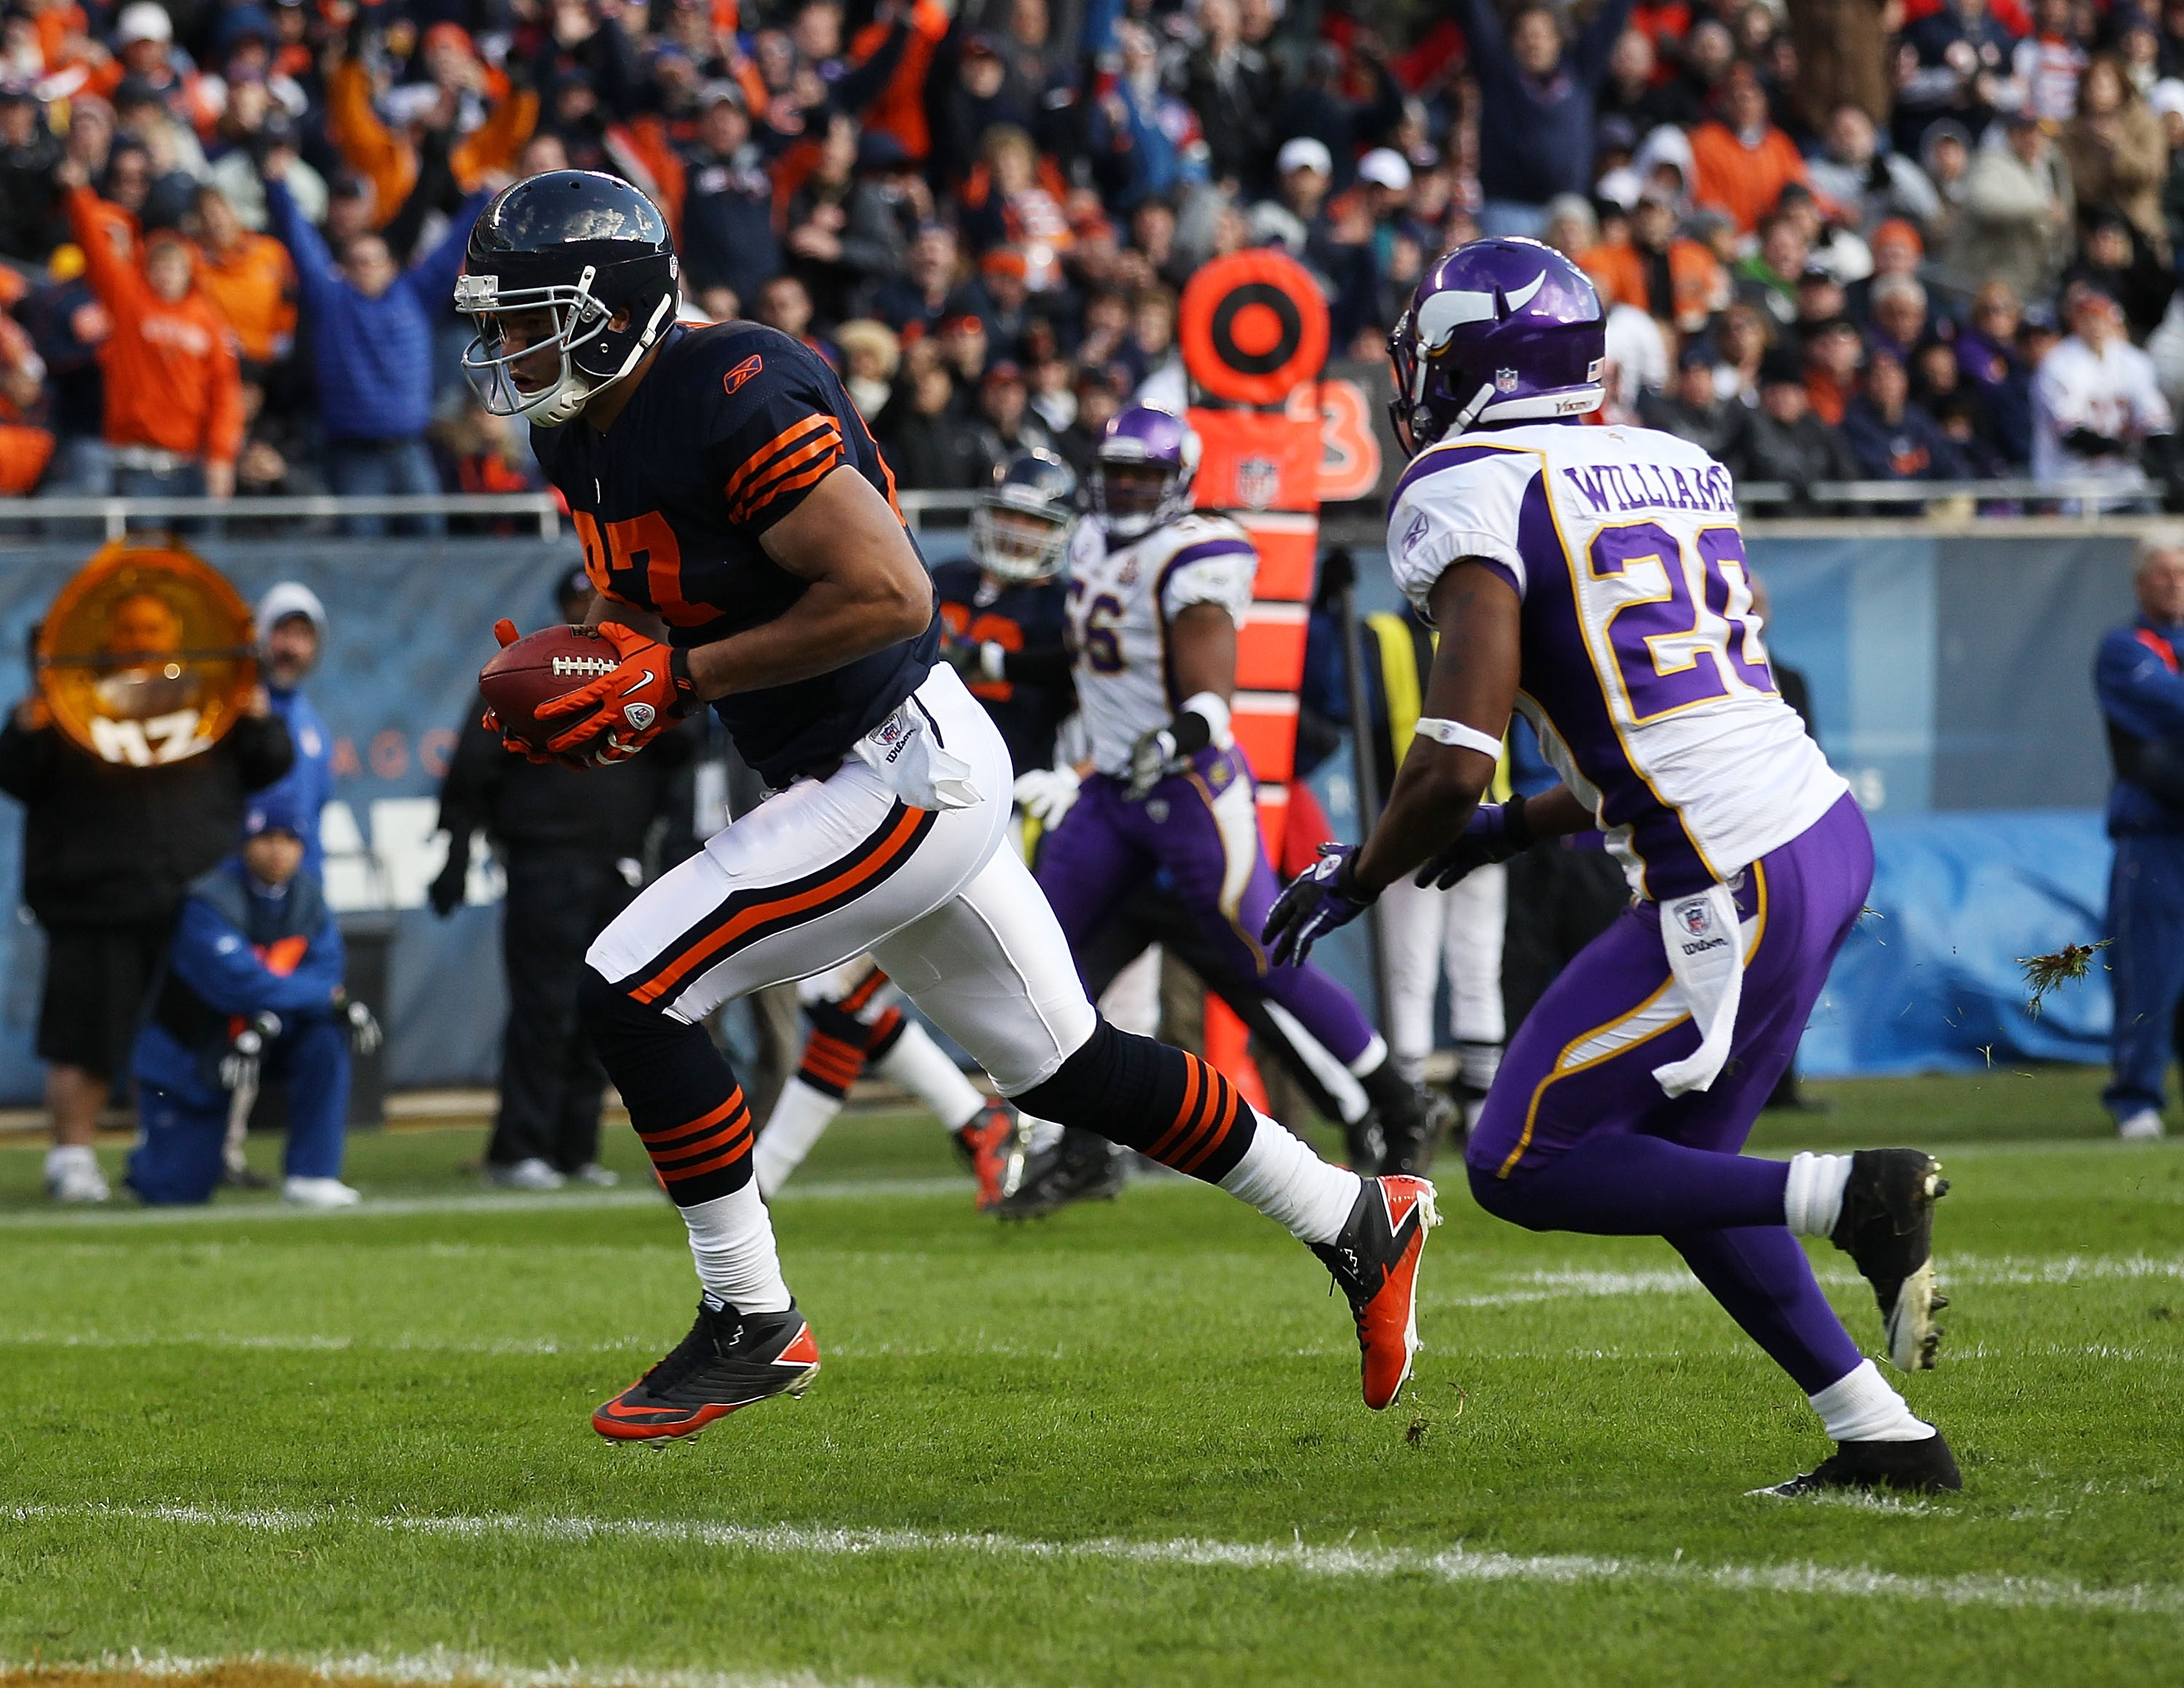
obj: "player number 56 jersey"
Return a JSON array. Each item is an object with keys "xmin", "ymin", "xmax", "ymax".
[
  {"xmin": 1064, "ymin": 513, "xmax": 1257, "ymax": 777},
  {"xmin": 1386, "ymin": 422, "xmax": 1848, "ymax": 899}
]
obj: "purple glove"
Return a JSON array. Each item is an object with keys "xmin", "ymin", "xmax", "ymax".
[
  {"xmin": 1415, "ymin": 799, "xmax": 1533, "ymax": 891},
  {"xmin": 1262, "ymin": 843, "xmax": 1376, "ymax": 967}
]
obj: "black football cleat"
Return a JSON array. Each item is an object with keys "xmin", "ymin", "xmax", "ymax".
[
  {"xmin": 951, "ymin": 1096, "xmax": 1029, "ymax": 1212},
  {"xmin": 1340, "ymin": 1114, "xmax": 1385, "ymax": 1175},
  {"xmin": 1760, "ymin": 1430, "xmax": 1963, "ymax": 1497},
  {"xmin": 1377, "ymin": 1085, "xmax": 1456, "ymax": 1178},
  {"xmin": 593, "ymin": 1299, "xmax": 820, "ymax": 1443},
  {"xmin": 1831, "ymin": 1149, "xmax": 1950, "ymax": 1370},
  {"xmin": 994, "ymin": 1127, "xmax": 1126, "ymax": 1220},
  {"xmin": 1312, "ymin": 1175, "xmax": 1441, "ymax": 1410}
]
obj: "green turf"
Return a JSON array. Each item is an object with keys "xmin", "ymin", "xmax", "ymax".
[{"xmin": 0, "ymin": 1070, "xmax": 2179, "ymax": 1686}]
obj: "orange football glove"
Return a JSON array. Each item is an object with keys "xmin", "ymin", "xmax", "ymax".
[
  {"xmin": 533, "ymin": 621, "xmax": 698, "ymax": 764},
  {"xmin": 483, "ymin": 620, "xmax": 559, "ymax": 763}
]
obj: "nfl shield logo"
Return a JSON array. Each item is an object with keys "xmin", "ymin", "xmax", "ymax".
[
  {"xmin": 1495, "ymin": 368, "xmax": 1520, "ymax": 394},
  {"xmin": 1679, "ymin": 902, "xmax": 1711, "ymax": 936},
  {"xmin": 1235, "ymin": 456, "xmax": 1281, "ymax": 509}
]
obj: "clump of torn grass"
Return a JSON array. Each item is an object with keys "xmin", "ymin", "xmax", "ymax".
[{"xmin": 2016, "ymin": 939, "xmax": 2112, "ymax": 1018}]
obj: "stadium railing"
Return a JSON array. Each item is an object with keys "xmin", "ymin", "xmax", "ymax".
[
  {"xmin": 0, "ymin": 478, "xmax": 2162, "ymax": 543},
  {"xmin": 0, "ymin": 491, "xmax": 986, "ymax": 541}
]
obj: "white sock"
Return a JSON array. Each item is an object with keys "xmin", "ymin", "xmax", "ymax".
[
  {"xmin": 874, "ymin": 1021, "xmax": 985, "ymax": 1132},
  {"xmin": 1219, "ymin": 1121, "xmax": 1363, "ymax": 1245},
  {"xmin": 1344, "ymin": 1031, "xmax": 1390, "ymax": 1077},
  {"xmin": 1022, "ymin": 1112, "xmax": 1064, "ymax": 1153},
  {"xmin": 680, "ymin": 1178, "xmax": 794, "ymax": 1313},
  {"xmin": 751, "ymin": 1077, "xmax": 842, "ymax": 1196},
  {"xmin": 1783, "ymin": 1151, "xmax": 1853, "ymax": 1237},
  {"xmin": 1808, "ymin": 1358, "xmax": 1934, "ymax": 1443},
  {"xmin": 45, "ymin": 1144, "xmax": 95, "ymax": 1175},
  {"xmin": 1456, "ymin": 1039, "xmax": 1502, "ymax": 1095}
]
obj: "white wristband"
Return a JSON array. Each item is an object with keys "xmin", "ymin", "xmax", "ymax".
[
  {"xmin": 1414, "ymin": 717, "xmax": 1503, "ymax": 759},
  {"xmin": 980, "ymin": 642, "xmax": 1007, "ymax": 682},
  {"xmin": 1180, "ymin": 690, "xmax": 1233, "ymax": 747}
]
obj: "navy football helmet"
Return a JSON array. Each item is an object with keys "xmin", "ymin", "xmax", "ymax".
[
  {"xmin": 971, "ymin": 450, "xmax": 1080, "ymax": 584},
  {"xmin": 456, "ymin": 171, "xmax": 681, "ymax": 427},
  {"xmin": 1386, "ymin": 238, "xmax": 1606, "ymax": 457}
]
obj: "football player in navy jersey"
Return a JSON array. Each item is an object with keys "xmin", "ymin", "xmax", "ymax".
[
  {"xmin": 455, "ymin": 170, "xmax": 1443, "ymax": 1440},
  {"xmin": 933, "ymin": 451, "xmax": 1079, "ymax": 780}
]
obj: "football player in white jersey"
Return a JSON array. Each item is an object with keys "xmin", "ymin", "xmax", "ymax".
[
  {"xmin": 1265, "ymin": 239, "xmax": 1963, "ymax": 1497},
  {"xmin": 1008, "ymin": 406, "xmax": 1449, "ymax": 1212}
]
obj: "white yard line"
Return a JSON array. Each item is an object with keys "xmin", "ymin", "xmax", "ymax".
[
  {"xmin": 0, "ymin": 1178, "xmax": 970, "ymax": 1230},
  {"xmin": 2, "ymin": 1651, "xmax": 880, "ymax": 1688},
  {"xmin": 7, "ymin": 1502, "xmax": 2181, "ymax": 1619}
]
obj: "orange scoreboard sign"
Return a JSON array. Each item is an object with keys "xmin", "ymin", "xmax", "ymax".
[{"xmin": 1179, "ymin": 249, "xmax": 1344, "ymax": 855}]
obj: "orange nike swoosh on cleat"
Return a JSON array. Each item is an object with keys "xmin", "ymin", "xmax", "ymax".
[{"xmin": 596, "ymin": 1400, "xmax": 692, "ymax": 1422}]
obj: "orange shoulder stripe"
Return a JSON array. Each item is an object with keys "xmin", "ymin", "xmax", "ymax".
[
  {"xmin": 729, "ymin": 430, "xmax": 844, "ymax": 521},
  {"xmin": 722, "ymin": 413, "xmax": 835, "ymax": 506}
]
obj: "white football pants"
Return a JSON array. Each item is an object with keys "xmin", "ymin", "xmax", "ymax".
[
  {"xmin": 1376, "ymin": 864, "xmax": 1507, "ymax": 1084},
  {"xmin": 587, "ymin": 663, "xmax": 1097, "ymax": 1095}
]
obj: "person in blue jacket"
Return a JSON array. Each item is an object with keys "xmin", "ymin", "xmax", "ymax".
[
  {"xmin": 261, "ymin": 152, "xmax": 489, "ymax": 537},
  {"xmin": 127, "ymin": 792, "xmax": 374, "ymax": 1206},
  {"xmin": 253, "ymin": 581, "xmax": 334, "ymax": 881},
  {"xmin": 2094, "ymin": 531, "xmax": 2184, "ymax": 1142}
]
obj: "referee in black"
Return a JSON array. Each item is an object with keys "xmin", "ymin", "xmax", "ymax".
[{"xmin": 430, "ymin": 566, "xmax": 695, "ymax": 1189}]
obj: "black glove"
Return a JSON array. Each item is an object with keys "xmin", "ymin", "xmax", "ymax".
[
  {"xmin": 429, "ymin": 836, "xmax": 468, "ymax": 918},
  {"xmin": 343, "ymin": 997, "xmax": 383, "ymax": 1055},
  {"xmin": 938, "ymin": 636, "xmax": 984, "ymax": 681},
  {"xmin": 1414, "ymin": 798, "xmax": 1534, "ymax": 891},
  {"xmin": 219, "ymin": 1011, "xmax": 282, "ymax": 1093},
  {"xmin": 2062, "ymin": 426, "xmax": 2126, "ymax": 459}
]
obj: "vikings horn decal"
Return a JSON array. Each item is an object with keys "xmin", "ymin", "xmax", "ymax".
[{"xmin": 1415, "ymin": 272, "xmax": 1547, "ymax": 350}]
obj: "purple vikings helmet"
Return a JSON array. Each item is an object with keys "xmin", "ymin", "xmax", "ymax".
[
  {"xmin": 1386, "ymin": 237, "xmax": 1606, "ymax": 457},
  {"xmin": 1093, "ymin": 405, "xmax": 1201, "ymax": 538}
]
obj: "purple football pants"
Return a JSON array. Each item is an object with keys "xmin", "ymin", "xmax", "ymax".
[
  {"xmin": 1465, "ymin": 794, "xmax": 1874, "ymax": 1394},
  {"xmin": 1036, "ymin": 749, "xmax": 1379, "ymax": 1068}
]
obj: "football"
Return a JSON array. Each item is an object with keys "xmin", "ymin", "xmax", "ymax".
[{"xmin": 478, "ymin": 623, "xmax": 620, "ymax": 753}]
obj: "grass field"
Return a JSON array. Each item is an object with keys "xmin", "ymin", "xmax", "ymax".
[{"xmin": 1, "ymin": 1066, "xmax": 2180, "ymax": 1687}]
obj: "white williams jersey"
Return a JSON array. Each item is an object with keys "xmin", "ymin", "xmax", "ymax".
[
  {"xmin": 1064, "ymin": 513, "xmax": 1257, "ymax": 776},
  {"xmin": 1385, "ymin": 421, "xmax": 1848, "ymax": 899}
]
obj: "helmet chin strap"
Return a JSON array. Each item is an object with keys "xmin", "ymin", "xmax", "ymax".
[
  {"xmin": 1452, "ymin": 379, "xmax": 1496, "ymax": 432},
  {"xmin": 537, "ymin": 291, "xmax": 678, "ymax": 425}
]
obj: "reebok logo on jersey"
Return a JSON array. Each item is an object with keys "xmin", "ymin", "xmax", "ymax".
[
  {"xmin": 1401, "ymin": 510, "xmax": 1430, "ymax": 555},
  {"xmin": 724, "ymin": 355, "xmax": 764, "ymax": 395}
]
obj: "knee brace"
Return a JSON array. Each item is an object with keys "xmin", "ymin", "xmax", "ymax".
[
  {"xmin": 1013, "ymin": 1017, "xmax": 1257, "ymax": 1184},
  {"xmin": 579, "ymin": 967, "xmax": 753, "ymax": 1205}
]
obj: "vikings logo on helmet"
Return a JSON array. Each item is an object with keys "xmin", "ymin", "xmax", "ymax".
[{"xmin": 1385, "ymin": 238, "xmax": 1607, "ymax": 457}]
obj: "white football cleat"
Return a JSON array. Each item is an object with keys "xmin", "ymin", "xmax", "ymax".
[
  {"xmin": 2117, "ymin": 1109, "xmax": 2166, "ymax": 1143},
  {"xmin": 569, "ymin": 1162, "xmax": 620, "ymax": 1187},
  {"xmin": 282, "ymin": 1175, "xmax": 363, "ymax": 1208},
  {"xmin": 486, "ymin": 1157, "xmax": 566, "ymax": 1191},
  {"xmin": 44, "ymin": 1145, "xmax": 108, "ymax": 1204}
]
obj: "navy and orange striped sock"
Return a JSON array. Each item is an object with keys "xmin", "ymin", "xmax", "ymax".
[
  {"xmin": 1013, "ymin": 1018, "xmax": 1259, "ymax": 1184},
  {"xmin": 579, "ymin": 969, "xmax": 756, "ymax": 1206}
]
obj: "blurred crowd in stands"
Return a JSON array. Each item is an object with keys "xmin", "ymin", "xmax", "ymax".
[{"xmin": 6, "ymin": 0, "xmax": 2184, "ymax": 514}]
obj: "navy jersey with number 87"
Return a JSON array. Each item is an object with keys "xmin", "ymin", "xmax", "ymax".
[{"xmin": 530, "ymin": 320, "xmax": 939, "ymax": 786}]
